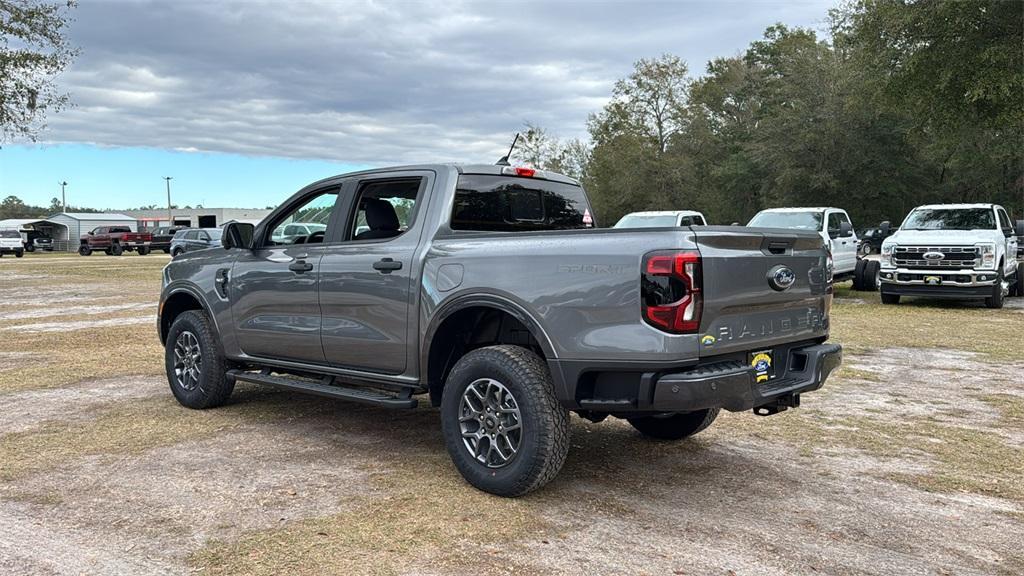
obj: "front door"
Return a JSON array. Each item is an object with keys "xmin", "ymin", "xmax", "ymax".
[
  {"xmin": 230, "ymin": 186, "xmax": 342, "ymax": 364},
  {"xmin": 827, "ymin": 210, "xmax": 857, "ymax": 274},
  {"xmin": 319, "ymin": 173, "xmax": 430, "ymax": 375}
]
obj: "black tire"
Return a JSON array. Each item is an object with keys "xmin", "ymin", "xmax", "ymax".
[
  {"xmin": 859, "ymin": 243, "xmax": 871, "ymax": 256},
  {"xmin": 440, "ymin": 345, "xmax": 570, "ymax": 497},
  {"xmin": 110, "ymin": 243, "xmax": 124, "ymax": 256},
  {"xmin": 78, "ymin": 245, "xmax": 92, "ymax": 256},
  {"xmin": 162, "ymin": 247, "xmax": 171, "ymax": 254},
  {"xmin": 628, "ymin": 408, "xmax": 720, "ymax": 440},
  {"xmin": 863, "ymin": 260, "xmax": 880, "ymax": 292},
  {"xmin": 138, "ymin": 246, "xmax": 151, "ymax": 256},
  {"xmin": 985, "ymin": 269, "xmax": 1004, "ymax": 309},
  {"xmin": 164, "ymin": 310, "xmax": 234, "ymax": 409},
  {"xmin": 881, "ymin": 292, "xmax": 900, "ymax": 305},
  {"xmin": 14, "ymin": 249, "xmax": 23, "ymax": 258},
  {"xmin": 25, "ymin": 244, "xmax": 34, "ymax": 253},
  {"xmin": 171, "ymin": 247, "xmax": 183, "ymax": 258},
  {"xmin": 1011, "ymin": 262, "xmax": 1024, "ymax": 298},
  {"xmin": 852, "ymin": 259, "xmax": 868, "ymax": 291}
]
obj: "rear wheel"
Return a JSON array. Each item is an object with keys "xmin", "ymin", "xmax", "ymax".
[
  {"xmin": 78, "ymin": 245, "xmax": 92, "ymax": 256},
  {"xmin": 171, "ymin": 247, "xmax": 183, "ymax": 257},
  {"xmin": 1010, "ymin": 262, "xmax": 1024, "ymax": 297},
  {"xmin": 25, "ymin": 244, "xmax": 35, "ymax": 253},
  {"xmin": 628, "ymin": 409, "xmax": 719, "ymax": 440},
  {"xmin": 852, "ymin": 259, "xmax": 868, "ymax": 291},
  {"xmin": 863, "ymin": 260, "xmax": 880, "ymax": 292},
  {"xmin": 881, "ymin": 292, "xmax": 900, "ymax": 305},
  {"xmin": 164, "ymin": 310, "xmax": 234, "ymax": 409},
  {"xmin": 110, "ymin": 243, "xmax": 124, "ymax": 256},
  {"xmin": 137, "ymin": 246, "xmax": 151, "ymax": 256},
  {"xmin": 440, "ymin": 345, "xmax": 570, "ymax": 497}
]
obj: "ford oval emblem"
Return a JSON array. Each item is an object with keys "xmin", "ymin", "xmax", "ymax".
[
  {"xmin": 923, "ymin": 251, "xmax": 945, "ymax": 260},
  {"xmin": 767, "ymin": 265, "xmax": 797, "ymax": 291}
]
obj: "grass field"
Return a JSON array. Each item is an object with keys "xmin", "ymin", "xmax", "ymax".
[{"xmin": 1, "ymin": 252, "xmax": 1022, "ymax": 575}]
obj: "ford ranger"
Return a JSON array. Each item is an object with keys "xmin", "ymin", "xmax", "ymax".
[
  {"xmin": 879, "ymin": 204, "xmax": 1023, "ymax": 307},
  {"xmin": 157, "ymin": 164, "xmax": 841, "ymax": 496}
]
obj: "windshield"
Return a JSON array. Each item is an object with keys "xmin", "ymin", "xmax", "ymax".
[
  {"xmin": 614, "ymin": 214, "xmax": 679, "ymax": 228},
  {"xmin": 0, "ymin": 230, "xmax": 20, "ymax": 238},
  {"xmin": 747, "ymin": 211, "xmax": 823, "ymax": 230},
  {"xmin": 902, "ymin": 208, "xmax": 995, "ymax": 231}
]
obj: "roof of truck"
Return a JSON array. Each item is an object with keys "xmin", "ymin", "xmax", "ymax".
[
  {"xmin": 622, "ymin": 210, "xmax": 705, "ymax": 217},
  {"xmin": 755, "ymin": 207, "xmax": 845, "ymax": 213},
  {"xmin": 912, "ymin": 203, "xmax": 997, "ymax": 210},
  {"xmin": 301, "ymin": 163, "xmax": 581, "ymax": 189}
]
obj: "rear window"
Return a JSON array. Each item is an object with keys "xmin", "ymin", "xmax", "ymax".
[
  {"xmin": 110, "ymin": 226, "xmax": 131, "ymax": 233},
  {"xmin": 451, "ymin": 175, "xmax": 593, "ymax": 232},
  {"xmin": 748, "ymin": 211, "xmax": 823, "ymax": 230}
]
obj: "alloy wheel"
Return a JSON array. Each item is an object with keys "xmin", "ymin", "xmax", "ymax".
[
  {"xmin": 173, "ymin": 331, "xmax": 203, "ymax": 391},
  {"xmin": 458, "ymin": 378, "xmax": 523, "ymax": 468}
]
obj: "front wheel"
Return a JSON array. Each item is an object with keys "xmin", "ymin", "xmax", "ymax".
[
  {"xmin": 440, "ymin": 345, "xmax": 570, "ymax": 497},
  {"xmin": 881, "ymin": 292, "xmax": 900, "ymax": 305},
  {"xmin": 78, "ymin": 245, "xmax": 92, "ymax": 256},
  {"xmin": 14, "ymin": 250, "xmax": 23, "ymax": 258},
  {"xmin": 628, "ymin": 409, "xmax": 720, "ymax": 440},
  {"xmin": 137, "ymin": 246, "xmax": 151, "ymax": 256},
  {"xmin": 164, "ymin": 310, "xmax": 234, "ymax": 409},
  {"xmin": 171, "ymin": 247, "xmax": 183, "ymax": 257}
]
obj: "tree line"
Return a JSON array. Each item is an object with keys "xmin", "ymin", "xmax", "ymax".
[{"xmin": 513, "ymin": 0, "xmax": 1023, "ymax": 228}]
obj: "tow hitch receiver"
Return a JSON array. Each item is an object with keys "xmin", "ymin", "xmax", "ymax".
[{"xmin": 754, "ymin": 393, "xmax": 800, "ymax": 416}]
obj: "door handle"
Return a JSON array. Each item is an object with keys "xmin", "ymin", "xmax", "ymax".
[
  {"xmin": 373, "ymin": 258, "xmax": 402, "ymax": 273},
  {"xmin": 288, "ymin": 260, "xmax": 313, "ymax": 273}
]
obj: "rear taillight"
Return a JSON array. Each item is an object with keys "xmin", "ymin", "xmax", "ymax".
[{"xmin": 641, "ymin": 250, "xmax": 702, "ymax": 334}]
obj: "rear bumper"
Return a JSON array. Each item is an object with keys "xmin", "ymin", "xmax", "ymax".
[{"xmin": 550, "ymin": 341, "xmax": 841, "ymax": 414}]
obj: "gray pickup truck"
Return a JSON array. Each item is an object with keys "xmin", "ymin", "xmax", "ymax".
[{"xmin": 158, "ymin": 164, "xmax": 841, "ymax": 496}]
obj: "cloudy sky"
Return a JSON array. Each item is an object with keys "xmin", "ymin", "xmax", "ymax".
[{"xmin": 2, "ymin": 0, "xmax": 833, "ymax": 209}]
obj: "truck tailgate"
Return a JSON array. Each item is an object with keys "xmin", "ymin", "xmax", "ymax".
[{"xmin": 694, "ymin": 226, "xmax": 831, "ymax": 357}]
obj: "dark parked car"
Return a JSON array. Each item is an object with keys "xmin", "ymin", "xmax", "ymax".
[
  {"xmin": 158, "ymin": 163, "xmax": 841, "ymax": 497},
  {"xmin": 150, "ymin": 226, "xmax": 189, "ymax": 253},
  {"xmin": 858, "ymin": 222, "xmax": 893, "ymax": 255},
  {"xmin": 169, "ymin": 228, "xmax": 222, "ymax": 257}
]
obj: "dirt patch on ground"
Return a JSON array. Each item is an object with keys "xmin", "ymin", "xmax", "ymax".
[
  {"xmin": 2, "ymin": 315, "xmax": 155, "ymax": 333},
  {"xmin": 0, "ymin": 302, "xmax": 154, "ymax": 322}
]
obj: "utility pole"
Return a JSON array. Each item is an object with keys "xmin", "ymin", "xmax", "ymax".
[
  {"xmin": 164, "ymin": 177, "xmax": 173, "ymax": 225},
  {"xmin": 60, "ymin": 181, "xmax": 67, "ymax": 212}
]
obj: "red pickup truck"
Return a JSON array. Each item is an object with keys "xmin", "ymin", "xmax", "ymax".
[{"xmin": 78, "ymin": 226, "xmax": 153, "ymax": 256}]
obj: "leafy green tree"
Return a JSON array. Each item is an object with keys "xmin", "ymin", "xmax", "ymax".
[{"xmin": 0, "ymin": 0, "xmax": 78, "ymax": 142}]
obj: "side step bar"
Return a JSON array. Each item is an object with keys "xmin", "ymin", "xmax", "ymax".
[{"xmin": 227, "ymin": 370, "xmax": 418, "ymax": 409}]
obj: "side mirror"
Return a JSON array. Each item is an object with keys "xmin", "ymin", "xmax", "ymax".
[
  {"xmin": 839, "ymin": 221, "xmax": 853, "ymax": 238},
  {"xmin": 880, "ymin": 220, "xmax": 891, "ymax": 235},
  {"xmin": 222, "ymin": 222, "xmax": 254, "ymax": 250}
]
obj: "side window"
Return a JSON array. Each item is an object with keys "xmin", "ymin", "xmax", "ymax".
[
  {"xmin": 997, "ymin": 208, "xmax": 1012, "ymax": 232},
  {"xmin": 199, "ymin": 231, "xmax": 211, "ymax": 241},
  {"xmin": 696, "ymin": 216, "xmax": 707, "ymax": 226},
  {"xmin": 346, "ymin": 178, "xmax": 422, "ymax": 241},
  {"xmin": 185, "ymin": 230, "xmax": 198, "ymax": 240},
  {"xmin": 266, "ymin": 188, "xmax": 339, "ymax": 246},
  {"xmin": 827, "ymin": 212, "xmax": 842, "ymax": 233}
]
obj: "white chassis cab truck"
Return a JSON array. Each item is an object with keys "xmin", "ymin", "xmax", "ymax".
[
  {"xmin": 879, "ymin": 203, "xmax": 1023, "ymax": 308},
  {"xmin": 747, "ymin": 207, "xmax": 871, "ymax": 285}
]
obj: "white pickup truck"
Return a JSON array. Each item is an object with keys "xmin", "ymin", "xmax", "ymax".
[
  {"xmin": 747, "ymin": 207, "xmax": 863, "ymax": 277},
  {"xmin": 879, "ymin": 203, "xmax": 1023, "ymax": 308}
]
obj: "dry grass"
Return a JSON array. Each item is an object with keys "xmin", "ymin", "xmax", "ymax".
[{"xmin": 831, "ymin": 282, "xmax": 1023, "ymax": 361}]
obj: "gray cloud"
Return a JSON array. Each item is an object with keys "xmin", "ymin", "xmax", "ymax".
[{"xmin": 44, "ymin": 0, "xmax": 831, "ymax": 164}]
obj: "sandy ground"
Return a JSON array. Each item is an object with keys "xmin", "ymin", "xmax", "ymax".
[{"xmin": 1, "ymin": 254, "xmax": 1022, "ymax": 575}]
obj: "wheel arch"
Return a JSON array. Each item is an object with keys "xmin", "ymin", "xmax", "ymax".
[
  {"xmin": 422, "ymin": 295, "xmax": 556, "ymax": 407},
  {"xmin": 160, "ymin": 287, "xmax": 209, "ymax": 345}
]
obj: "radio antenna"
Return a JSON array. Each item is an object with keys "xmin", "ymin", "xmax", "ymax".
[{"xmin": 495, "ymin": 132, "xmax": 520, "ymax": 166}]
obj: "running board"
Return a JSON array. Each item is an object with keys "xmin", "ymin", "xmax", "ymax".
[{"xmin": 228, "ymin": 370, "xmax": 418, "ymax": 409}]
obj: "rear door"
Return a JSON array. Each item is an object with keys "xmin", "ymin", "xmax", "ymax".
[
  {"xmin": 693, "ymin": 227, "xmax": 831, "ymax": 357},
  {"xmin": 318, "ymin": 171, "xmax": 431, "ymax": 375}
]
